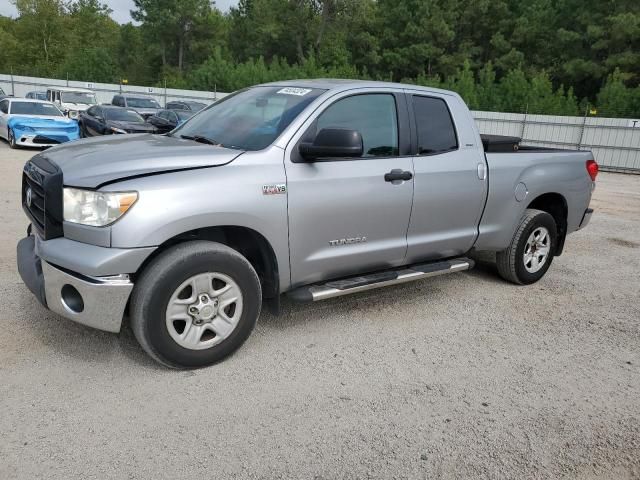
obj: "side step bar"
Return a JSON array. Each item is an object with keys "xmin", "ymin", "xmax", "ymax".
[{"xmin": 287, "ymin": 258, "xmax": 474, "ymax": 302}]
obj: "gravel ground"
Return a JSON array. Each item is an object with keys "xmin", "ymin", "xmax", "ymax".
[{"xmin": 0, "ymin": 141, "xmax": 638, "ymax": 480}]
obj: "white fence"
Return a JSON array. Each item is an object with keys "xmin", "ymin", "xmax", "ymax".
[
  {"xmin": 472, "ymin": 111, "xmax": 640, "ymax": 173},
  {"xmin": 0, "ymin": 73, "xmax": 228, "ymax": 106},
  {"xmin": 2, "ymin": 73, "xmax": 639, "ymax": 172}
]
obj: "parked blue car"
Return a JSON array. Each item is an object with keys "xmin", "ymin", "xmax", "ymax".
[{"xmin": 0, "ymin": 98, "xmax": 80, "ymax": 148}]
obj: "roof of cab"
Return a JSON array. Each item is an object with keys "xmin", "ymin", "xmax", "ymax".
[
  {"xmin": 118, "ymin": 93, "xmax": 156, "ymax": 99},
  {"xmin": 47, "ymin": 86, "xmax": 95, "ymax": 92},
  {"xmin": 257, "ymin": 78, "xmax": 457, "ymax": 97}
]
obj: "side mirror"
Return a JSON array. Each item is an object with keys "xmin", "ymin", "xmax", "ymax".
[{"xmin": 299, "ymin": 128, "xmax": 363, "ymax": 161}]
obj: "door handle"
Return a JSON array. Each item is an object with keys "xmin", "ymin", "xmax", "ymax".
[{"xmin": 384, "ymin": 169, "xmax": 413, "ymax": 182}]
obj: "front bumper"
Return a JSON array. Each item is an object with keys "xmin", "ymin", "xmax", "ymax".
[
  {"xmin": 14, "ymin": 131, "xmax": 80, "ymax": 148},
  {"xmin": 17, "ymin": 235, "xmax": 133, "ymax": 333}
]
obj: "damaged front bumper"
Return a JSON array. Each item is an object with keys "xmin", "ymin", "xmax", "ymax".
[{"xmin": 17, "ymin": 234, "xmax": 136, "ymax": 333}]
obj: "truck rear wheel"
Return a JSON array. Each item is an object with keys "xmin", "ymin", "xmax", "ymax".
[
  {"xmin": 130, "ymin": 241, "xmax": 262, "ymax": 368},
  {"xmin": 496, "ymin": 208, "xmax": 557, "ymax": 285}
]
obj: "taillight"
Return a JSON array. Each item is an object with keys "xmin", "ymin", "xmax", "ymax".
[{"xmin": 586, "ymin": 159, "xmax": 599, "ymax": 181}]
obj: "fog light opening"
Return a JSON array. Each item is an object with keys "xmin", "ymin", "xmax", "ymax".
[{"xmin": 61, "ymin": 284, "xmax": 84, "ymax": 313}]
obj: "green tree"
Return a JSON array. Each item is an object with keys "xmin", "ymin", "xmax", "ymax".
[
  {"xmin": 132, "ymin": 0, "xmax": 215, "ymax": 71},
  {"xmin": 11, "ymin": 0, "xmax": 68, "ymax": 75},
  {"xmin": 597, "ymin": 69, "xmax": 640, "ymax": 117}
]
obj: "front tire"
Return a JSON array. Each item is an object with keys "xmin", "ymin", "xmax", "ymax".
[
  {"xmin": 130, "ymin": 241, "xmax": 262, "ymax": 368},
  {"xmin": 496, "ymin": 209, "xmax": 557, "ymax": 285},
  {"xmin": 8, "ymin": 128, "xmax": 17, "ymax": 149}
]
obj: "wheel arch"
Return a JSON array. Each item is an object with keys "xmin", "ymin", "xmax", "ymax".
[
  {"xmin": 526, "ymin": 192, "xmax": 568, "ymax": 255},
  {"xmin": 134, "ymin": 225, "xmax": 280, "ymax": 304}
]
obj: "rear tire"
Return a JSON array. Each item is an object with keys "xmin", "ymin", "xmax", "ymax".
[
  {"xmin": 496, "ymin": 208, "xmax": 557, "ymax": 285},
  {"xmin": 130, "ymin": 241, "xmax": 262, "ymax": 369}
]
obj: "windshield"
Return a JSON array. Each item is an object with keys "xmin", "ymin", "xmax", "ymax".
[
  {"xmin": 186, "ymin": 101, "xmax": 206, "ymax": 111},
  {"xmin": 61, "ymin": 91, "xmax": 97, "ymax": 105},
  {"xmin": 127, "ymin": 97, "xmax": 160, "ymax": 108},
  {"xmin": 105, "ymin": 109, "xmax": 144, "ymax": 123},
  {"xmin": 11, "ymin": 102, "xmax": 63, "ymax": 116},
  {"xmin": 176, "ymin": 111, "xmax": 195, "ymax": 121},
  {"xmin": 173, "ymin": 86, "xmax": 324, "ymax": 150}
]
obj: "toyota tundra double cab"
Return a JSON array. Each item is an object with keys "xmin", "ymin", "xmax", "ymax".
[{"xmin": 17, "ymin": 80, "xmax": 598, "ymax": 368}]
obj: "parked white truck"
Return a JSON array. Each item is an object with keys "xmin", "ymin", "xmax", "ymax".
[
  {"xmin": 17, "ymin": 80, "xmax": 598, "ymax": 368},
  {"xmin": 46, "ymin": 86, "xmax": 97, "ymax": 119}
]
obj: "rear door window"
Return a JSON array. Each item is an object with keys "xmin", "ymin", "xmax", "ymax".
[{"xmin": 413, "ymin": 96, "xmax": 458, "ymax": 155}]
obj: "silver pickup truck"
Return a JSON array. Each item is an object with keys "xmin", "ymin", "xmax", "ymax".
[{"xmin": 17, "ymin": 80, "xmax": 598, "ymax": 368}]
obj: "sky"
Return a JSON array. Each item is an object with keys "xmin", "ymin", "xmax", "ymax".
[{"xmin": 0, "ymin": 0, "xmax": 240, "ymax": 23}]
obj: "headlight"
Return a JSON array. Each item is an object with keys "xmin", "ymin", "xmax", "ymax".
[
  {"xmin": 63, "ymin": 188, "xmax": 138, "ymax": 226},
  {"xmin": 110, "ymin": 127, "xmax": 127, "ymax": 134}
]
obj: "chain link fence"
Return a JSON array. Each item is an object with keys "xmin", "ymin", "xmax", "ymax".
[
  {"xmin": 472, "ymin": 109, "xmax": 640, "ymax": 173},
  {"xmin": 0, "ymin": 73, "xmax": 228, "ymax": 106}
]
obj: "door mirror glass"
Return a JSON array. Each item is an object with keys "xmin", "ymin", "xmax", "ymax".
[{"xmin": 299, "ymin": 128, "xmax": 363, "ymax": 160}]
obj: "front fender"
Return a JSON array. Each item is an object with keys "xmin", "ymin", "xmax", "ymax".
[{"xmin": 107, "ymin": 148, "xmax": 290, "ymax": 288}]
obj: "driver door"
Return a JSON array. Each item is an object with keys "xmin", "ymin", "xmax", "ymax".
[{"xmin": 285, "ymin": 90, "xmax": 414, "ymax": 287}]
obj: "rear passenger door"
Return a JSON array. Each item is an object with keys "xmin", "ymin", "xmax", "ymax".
[
  {"xmin": 405, "ymin": 93, "xmax": 488, "ymax": 262},
  {"xmin": 285, "ymin": 89, "xmax": 415, "ymax": 287}
]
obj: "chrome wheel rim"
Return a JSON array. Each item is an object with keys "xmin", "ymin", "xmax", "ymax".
[
  {"xmin": 523, "ymin": 227, "xmax": 550, "ymax": 273},
  {"xmin": 165, "ymin": 272, "xmax": 243, "ymax": 350}
]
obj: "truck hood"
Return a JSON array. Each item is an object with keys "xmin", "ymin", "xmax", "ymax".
[
  {"xmin": 132, "ymin": 107, "xmax": 160, "ymax": 117},
  {"xmin": 61, "ymin": 102, "xmax": 91, "ymax": 111},
  {"xmin": 40, "ymin": 134, "xmax": 243, "ymax": 188}
]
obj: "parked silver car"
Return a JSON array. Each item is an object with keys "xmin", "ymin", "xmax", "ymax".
[{"xmin": 17, "ymin": 80, "xmax": 597, "ymax": 368}]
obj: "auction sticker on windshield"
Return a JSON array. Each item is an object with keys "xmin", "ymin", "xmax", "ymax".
[{"xmin": 277, "ymin": 87, "xmax": 312, "ymax": 96}]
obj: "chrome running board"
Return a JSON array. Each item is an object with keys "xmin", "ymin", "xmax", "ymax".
[{"xmin": 287, "ymin": 258, "xmax": 474, "ymax": 302}]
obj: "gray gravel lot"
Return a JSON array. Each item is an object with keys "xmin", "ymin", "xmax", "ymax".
[{"xmin": 0, "ymin": 141, "xmax": 639, "ymax": 479}]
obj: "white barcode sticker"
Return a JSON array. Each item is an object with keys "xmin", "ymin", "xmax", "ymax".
[{"xmin": 277, "ymin": 87, "xmax": 312, "ymax": 96}]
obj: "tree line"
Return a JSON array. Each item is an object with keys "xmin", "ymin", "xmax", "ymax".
[{"xmin": 1, "ymin": 0, "xmax": 639, "ymax": 117}]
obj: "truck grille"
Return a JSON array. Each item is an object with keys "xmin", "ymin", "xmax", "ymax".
[{"xmin": 22, "ymin": 156, "xmax": 64, "ymax": 240}]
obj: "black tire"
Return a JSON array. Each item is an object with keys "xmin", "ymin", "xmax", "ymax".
[
  {"xmin": 130, "ymin": 241, "xmax": 262, "ymax": 369},
  {"xmin": 79, "ymin": 122, "xmax": 86, "ymax": 138},
  {"xmin": 496, "ymin": 208, "xmax": 557, "ymax": 285},
  {"xmin": 8, "ymin": 128, "xmax": 17, "ymax": 149}
]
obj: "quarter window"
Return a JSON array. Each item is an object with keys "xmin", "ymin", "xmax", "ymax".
[
  {"xmin": 316, "ymin": 94, "xmax": 399, "ymax": 157},
  {"xmin": 413, "ymin": 96, "xmax": 458, "ymax": 155}
]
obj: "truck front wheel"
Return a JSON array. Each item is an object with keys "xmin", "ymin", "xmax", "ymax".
[
  {"xmin": 130, "ymin": 241, "xmax": 262, "ymax": 368},
  {"xmin": 496, "ymin": 208, "xmax": 557, "ymax": 285}
]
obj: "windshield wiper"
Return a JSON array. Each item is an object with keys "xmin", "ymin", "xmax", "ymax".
[{"xmin": 180, "ymin": 134, "xmax": 222, "ymax": 146}]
